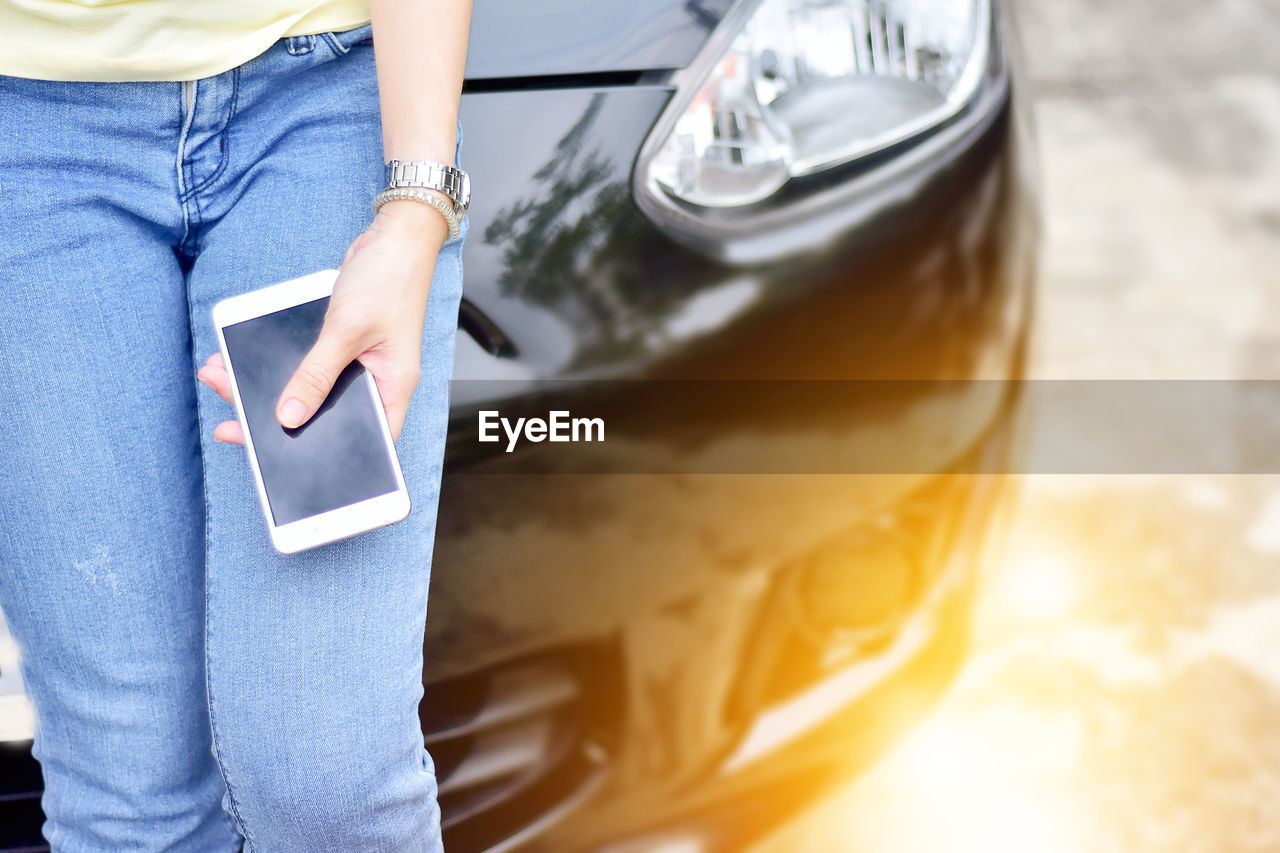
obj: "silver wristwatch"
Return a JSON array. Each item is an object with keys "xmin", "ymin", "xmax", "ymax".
[{"xmin": 384, "ymin": 160, "xmax": 470, "ymax": 216}]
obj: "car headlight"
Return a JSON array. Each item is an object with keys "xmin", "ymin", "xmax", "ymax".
[{"xmin": 636, "ymin": 0, "xmax": 1000, "ymax": 218}]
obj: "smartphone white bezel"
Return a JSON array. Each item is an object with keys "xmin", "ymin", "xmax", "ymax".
[{"xmin": 212, "ymin": 269, "xmax": 411, "ymax": 554}]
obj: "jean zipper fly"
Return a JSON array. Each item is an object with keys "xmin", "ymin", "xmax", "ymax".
[{"xmin": 176, "ymin": 80, "xmax": 198, "ymax": 253}]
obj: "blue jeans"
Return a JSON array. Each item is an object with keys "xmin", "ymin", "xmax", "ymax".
[{"xmin": 0, "ymin": 25, "xmax": 459, "ymax": 852}]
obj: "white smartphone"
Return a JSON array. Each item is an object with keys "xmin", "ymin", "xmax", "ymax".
[{"xmin": 212, "ymin": 270, "xmax": 411, "ymax": 554}]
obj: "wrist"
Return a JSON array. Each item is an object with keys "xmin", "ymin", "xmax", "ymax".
[
  {"xmin": 375, "ymin": 196, "xmax": 451, "ymax": 251},
  {"xmin": 383, "ymin": 132, "xmax": 456, "ymax": 168}
]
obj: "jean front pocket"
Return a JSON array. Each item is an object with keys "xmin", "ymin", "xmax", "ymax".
[{"xmin": 323, "ymin": 22, "xmax": 374, "ymax": 56}]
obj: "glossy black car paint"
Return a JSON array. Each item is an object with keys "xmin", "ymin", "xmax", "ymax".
[
  {"xmin": 465, "ymin": 0, "xmax": 733, "ymax": 80},
  {"xmin": 423, "ymin": 17, "xmax": 1036, "ymax": 848},
  {"xmin": 0, "ymin": 2, "xmax": 1037, "ymax": 850}
]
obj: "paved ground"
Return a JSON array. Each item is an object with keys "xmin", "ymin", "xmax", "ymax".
[{"xmin": 754, "ymin": 1, "xmax": 1280, "ymax": 850}]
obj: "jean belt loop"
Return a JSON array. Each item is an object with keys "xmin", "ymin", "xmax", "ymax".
[{"xmin": 285, "ymin": 34, "xmax": 316, "ymax": 55}]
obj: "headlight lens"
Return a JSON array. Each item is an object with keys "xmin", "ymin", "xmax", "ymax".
[{"xmin": 646, "ymin": 0, "xmax": 992, "ymax": 208}]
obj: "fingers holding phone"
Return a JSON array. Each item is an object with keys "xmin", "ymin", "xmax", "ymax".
[
  {"xmin": 273, "ymin": 206, "xmax": 443, "ymax": 441},
  {"xmin": 208, "ymin": 270, "xmax": 412, "ymax": 553},
  {"xmin": 195, "ymin": 353, "xmax": 243, "ymax": 444}
]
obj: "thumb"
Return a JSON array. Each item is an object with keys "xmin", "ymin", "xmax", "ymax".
[{"xmin": 277, "ymin": 321, "xmax": 361, "ymax": 429}]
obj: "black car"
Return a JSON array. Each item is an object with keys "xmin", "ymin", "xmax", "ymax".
[{"xmin": 0, "ymin": 0, "xmax": 1037, "ymax": 849}]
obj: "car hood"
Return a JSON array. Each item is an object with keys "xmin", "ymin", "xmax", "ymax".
[{"xmin": 464, "ymin": 0, "xmax": 732, "ymax": 80}]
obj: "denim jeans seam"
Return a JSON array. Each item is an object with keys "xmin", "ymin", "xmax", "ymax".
[
  {"xmin": 205, "ymin": 619, "xmax": 257, "ymax": 851},
  {"xmin": 187, "ymin": 181, "xmax": 208, "ymax": 258},
  {"xmin": 185, "ymin": 68, "xmax": 240, "ymax": 201},
  {"xmin": 175, "ymin": 81, "xmax": 198, "ymax": 252},
  {"xmin": 453, "ymin": 221, "xmax": 466, "ymax": 286},
  {"xmin": 186, "ymin": 304, "xmax": 257, "ymax": 853}
]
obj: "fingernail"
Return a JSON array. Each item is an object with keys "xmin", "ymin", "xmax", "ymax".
[{"xmin": 279, "ymin": 398, "xmax": 308, "ymax": 427}]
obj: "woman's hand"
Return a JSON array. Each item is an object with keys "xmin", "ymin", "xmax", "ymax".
[{"xmin": 197, "ymin": 200, "xmax": 450, "ymax": 445}]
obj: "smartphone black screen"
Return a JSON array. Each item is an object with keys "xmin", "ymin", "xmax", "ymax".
[{"xmin": 221, "ymin": 297, "xmax": 399, "ymax": 525}]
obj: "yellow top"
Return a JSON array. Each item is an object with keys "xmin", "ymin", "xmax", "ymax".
[{"xmin": 0, "ymin": 0, "xmax": 371, "ymax": 82}]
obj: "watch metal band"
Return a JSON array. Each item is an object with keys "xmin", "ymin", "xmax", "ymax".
[{"xmin": 384, "ymin": 160, "xmax": 470, "ymax": 214}]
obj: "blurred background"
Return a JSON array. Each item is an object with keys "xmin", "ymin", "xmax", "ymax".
[{"xmin": 754, "ymin": 0, "xmax": 1280, "ymax": 849}]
